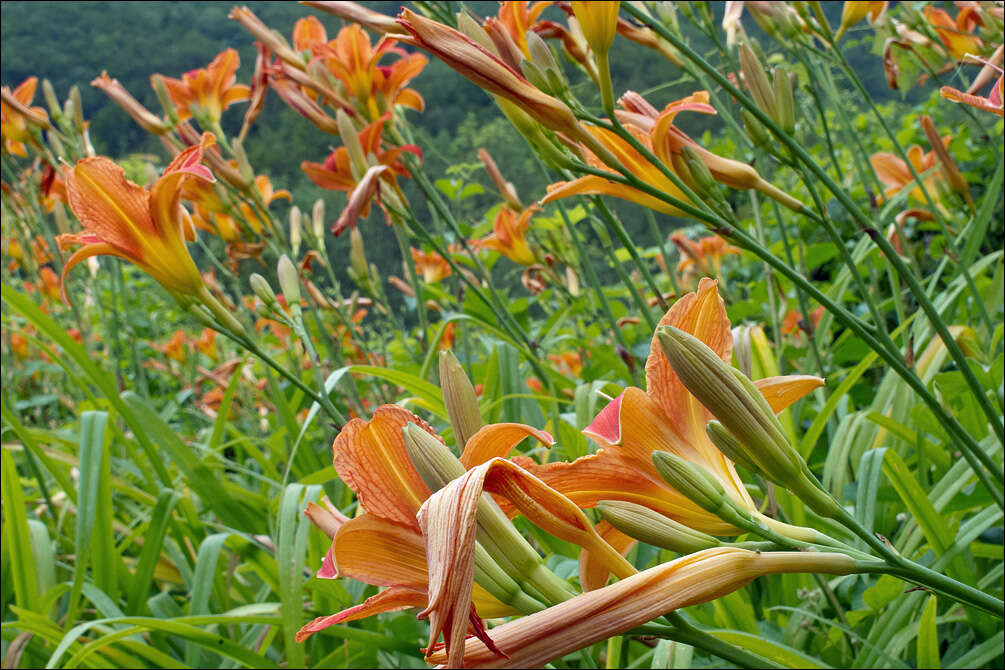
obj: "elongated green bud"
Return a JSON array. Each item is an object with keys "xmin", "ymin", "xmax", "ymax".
[
  {"xmin": 277, "ymin": 255, "xmax": 301, "ymax": 318},
  {"xmin": 231, "ymin": 137, "xmax": 255, "ymax": 184},
  {"xmin": 773, "ymin": 68, "xmax": 795, "ymax": 134},
  {"xmin": 68, "ymin": 86, "xmax": 85, "ymax": 133},
  {"xmin": 41, "ymin": 79, "xmax": 61, "ymax": 118},
  {"xmin": 598, "ymin": 500, "xmax": 721, "ymax": 554},
  {"xmin": 439, "ymin": 350, "xmax": 484, "ymax": 449},
  {"xmin": 349, "ymin": 227, "xmax": 368, "ymax": 281},
  {"xmin": 742, "ymin": 109, "xmax": 771, "ymax": 150},
  {"xmin": 706, "ymin": 420, "xmax": 763, "ymax": 476},
  {"xmin": 151, "ymin": 74, "xmax": 180, "ymax": 126},
  {"xmin": 651, "ymin": 451, "xmax": 726, "ymax": 513},
  {"xmin": 738, "ymin": 44, "xmax": 776, "ymax": 123},
  {"xmin": 250, "ymin": 273, "xmax": 279, "ymax": 310},
  {"xmin": 289, "ymin": 206, "xmax": 302, "ymax": 257},
  {"xmin": 656, "ymin": 327, "xmax": 798, "ymax": 482},
  {"xmin": 403, "ymin": 422, "xmax": 466, "ymax": 489}
]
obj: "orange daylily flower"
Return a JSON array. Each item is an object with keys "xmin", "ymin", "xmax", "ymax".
[
  {"xmin": 308, "ymin": 22, "xmax": 428, "ymax": 122},
  {"xmin": 154, "ymin": 330, "xmax": 188, "ymax": 363},
  {"xmin": 570, "ymin": 1, "xmax": 620, "ymax": 58},
  {"xmin": 542, "ymin": 93, "xmax": 714, "ymax": 216},
  {"xmin": 870, "ymin": 136, "xmax": 951, "ymax": 204},
  {"xmin": 924, "ymin": 5, "xmax": 982, "ymax": 61},
  {"xmin": 396, "ymin": 9, "xmax": 580, "ymax": 133},
  {"xmin": 411, "ymin": 247, "xmax": 451, "ymax": 283},
  {"xmin": 158, "ymin": 49, "xmax": 251, "ymax": 123},
  {"xmin": 183, "ymin": 170, "xmax": 290, "ymax": 242},
  {"xmin": 430, "ymin": 547, "xmax": 856, "ymax": 668},
  {"xmin": 296, "ymin": 406, "xmax": 554, "ymax": 644},
  {"xmin": 8, "ymin": 331, "xmax": 30, "ymax": 359},
  {"xmin": 196, "ymin": 328, "xmax": 218, "ymax": 361},
  {"xmin": 1, "ymin": 77, "xmax": 49, "ymax": 157},
  {"xmin": 476, "ymin": 205, "xmax": 539, "ymax": 266},
  {"xmin": 513, "ymin": 279, "xmax": 823, "ymax": 538},
  {"xmin": 58, "ymin": 133, "xmax": 216, "ymax": 304},
  {"xmin": 301, "ymin": 116, "xmax": 420, "ymax": 235},
  {"xmin": 38, "ymin": 266, "xmax": 61, "ymax": 303},
  {"xmin": 781, "ymin": 306, "xmax": 825, "ymax": 339},
  {"xmin": 670, "ymin": 233, "xmax": 740, "ymax": 285},
  {"xmin": 548, "ymin": 351, "xmax": 584, "ymax": 377}
]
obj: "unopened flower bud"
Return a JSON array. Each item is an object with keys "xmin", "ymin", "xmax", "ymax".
[
  {"xmin": 151, "ymin": 74, "xmax": 180, "ymax": 126},
  {"xmin": 403, "ymin": 422, "xmax": 466, "ymax": 490},
  {"xmin": 738, "ymin": 44, "xmax": 777, "ymax": 123},
  {"xmin": 439, "ymin": 350, "xmax": 484, "ymax": 448},
  {"xmin": 250, "ymin": 273, "xmax": 279, "ymax": 310},
  {"xmin": 231, "ymin": 137, "xmax": 255, "ymax": 184},
  {"xmin": 457, "ymin": 12, "xmax": 497, "ymax": 52},
  {"xmin": 706, "ymin": 420, "xmax": 764, "ymax": 475},
  {"xmin": 277, "ymin": 255, "xmax": 302, "ymax": 313},
  {"xmin": 41, "ymin": 79, "xmax": 60, "ymax": 118},
  {"xmin": 742, "ymin": 109, "xmax": 772, "ymax": 149},
  {"xmin": 772, "ymin": 68, "xmax": 795, "ymax": 134},
  {"xmin": 651, "ymin": 451, "xmax": 726, "ymax": 513},
  {"xmin": 311, "ymin": 198, "xmax": 326, "ymax": 250},
  {"xmin": 289, "ymin": 206, "xmax": 302, "ymax": 257},
  {"xmin": 681, "ymin": 145, "xmax": 719, "ymax": 197},
  {"xmin": 68, "ymin": 86, "xmax": 85, "ymax": 133},
  {"xmin": 349, "ymin": 227, "xmax": 368, "ymax": 280},
  {"xmin": 598, "ymin": 500, "xmax": 721, "ymax": 553}
]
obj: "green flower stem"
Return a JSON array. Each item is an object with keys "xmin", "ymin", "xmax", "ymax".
[
  {"xmin": 589, "ymin": 211, "xmax": 658, "ymax": 331},
  {"xmin": 592, "ymin": 196, "xmax": 669, "ymax": 314},
  {"xmin": 834, "ymin": 501, "xmax": 1005, "ymax": 618},
  {"xmin": 823, "ymin": 46, "xmax": 994, "ymax": 335},
  {"xmin": 390, "ymin": 220, "xmax": 428, "ymax": 350},
  {"xmin": 646, "ymin": 209, "xmax": 679, "ymax": 298},
  {"xmin": 636, "ymin": 614, "xmax": 784, "ymax": 669},
  {"xmin": 557, "ymin": 201, "xmax": 643, "ymax": 386},
  {"xmin": 748, "ymin": 192, "xmax": 783, "ymax": 372},
  {"xmin": 620, "ymin": 3, "xmax": 1005, "ymax": 495}
]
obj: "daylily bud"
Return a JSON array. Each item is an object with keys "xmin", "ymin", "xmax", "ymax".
[
  {"xmin": 919, "ymin": 115, "xmax": 972, "ymax": 210},
  {"xmin": 681, "ymin": 145, "xmax": 720, "ymax": 198},
  {"xmin": 772, "ymin": 68, "xmax": 795, "ymax": 134},
  {"xmin": 657, "ymin": 327, "xmax": 840, "ymax": 518},
  {"xmin": 150, "ymin": 74, "xmax": 180, "ymax": 126},
  {"xmin": 231, "ymin": 137, "xmax": 255, "ymax": 184},
  {"xmin": 289, "ymin": 206, "xmax": 302, "ymax": 257},
  {"xmin": 68, "ymin": 86, "xmax": 85, "ymax": 133},
  {"xmin": 403, "ymin": 422, "xmax": 466, "ymax": 489},
  {"xmin": 657, "ymin": 327, "xmax": 796, "ymax": 480},
  {"xmin": 250, "ymin": 272, "xmax": 279, "ymax": 310},
  {"xmin": 439, "ymin": 350, "xmax": 485, "ymax": 448},
  {"xmin": 349, "ymin": 227, "xmax": 368, "ymax": 280},
  {"xmin": 652, "ymin": 451, "xmax": 727, "ymax": 513},
  {"xmin": 742, "ymin": 109, "xmax": 772, "ymax": 149},
  {"xmin": 229, "ymin": 6, "xmax": 303, "ymax": 70},
  {"xmin": 311, "ymin": 198, "xmax": 326, "ymax": 251},
  {"xmin": 706, "ymin": 420, "xmax": 764, "ymax": 475},
  {"xmin": 277, "ymin": 255, "xmax": 301, "ymax": 313},
  {"xmin": 41, "ymin": 79, "xmax": 60, "ymax": 118},
  {"xmin": 302, "ymin": 1, "xmax": 406, "ymax": 35},
  {"xmin": 457, "ymin": 12, "xmax": 497, "ymax": 52},
  {"xmin": 599, "ymin": 500, "xmax": 721, "ymax": 553},
  {"xmin": 738, "ymin": 44, "xmax": 777, "ymax": 123}
]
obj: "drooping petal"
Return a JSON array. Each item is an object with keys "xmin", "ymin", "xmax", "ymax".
[
  {"xmin": 296, "ymin": 586, "xmax": 427, "ymax": 642},
  {"xmin": 331, "ymin": 405, "xmax": 435, "ymax": 529},
  {"xmin": 332, "ymin": 164, "xmax": 389, "ymax": 236},
  {"xmin": 459, "ymin": 423, "xmax": 554, "ymax": 468}
]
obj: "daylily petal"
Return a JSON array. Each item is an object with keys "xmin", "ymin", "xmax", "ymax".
[
  {"xmin": 459, "ymin": 423, "xmax": 554, "ymax": 468},
  {"xmin": 578, "ymin": 520, "xmax": 637, "ymax": 592},
  {"xmin": 66, "ymin": 157, "xmax": 154, "ymax": 256},
  {"xmin": 331, "ymin": 405, "xmax": 435, "ymax": 529},
  {"xmin": 753, "ymin": 375, "xmax": 825, "ymax": 414},
  {"xmin": 296, "ymin": 586, "xmax": 427, "ymax": 642},
  {"xmin": 332, "ymin": 514, "xmax": 429, "ymax": 589}
]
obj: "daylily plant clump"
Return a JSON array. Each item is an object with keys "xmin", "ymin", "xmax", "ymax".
[{"xmin": 2, "ymin": 2, "xmax": 1003, "ymax": 670}]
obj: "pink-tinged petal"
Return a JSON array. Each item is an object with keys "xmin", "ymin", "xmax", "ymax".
[
  {"xmin": 317, "ymin": 541, "xmax": 337, "ymax": 579},
  {"xmin": 753, "ymin": 375, "xmax": 825, "ymax": 414},
  {"xmin": 296, "ymin": 586, "xmax": 427, "ymax": 642},
  {"xmin": 304, "ymin": 498, "xmax": 350, "ymax": 539},
  {"xmin": 579, "ymin": 521, "xmax": 637, "ymax": 592},
  {"xmin": 459, "ymin": 422, "xmax": 554, "ymax": 468},
  {"xmin": 582, "ymin": 391, "xmax": 625, "ymax": 447}
]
